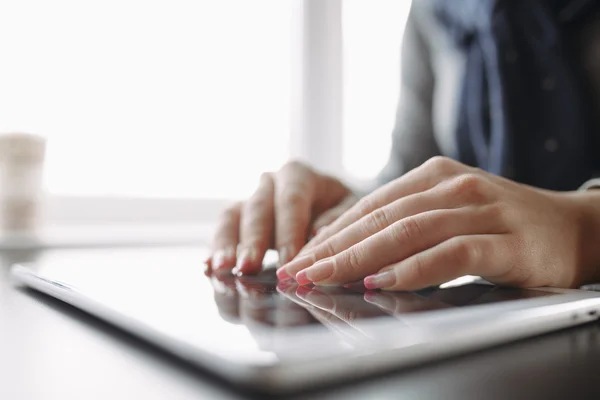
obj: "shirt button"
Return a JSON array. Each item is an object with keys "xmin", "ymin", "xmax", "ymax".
[
  {"xmin": 542, "ymin": 76, "xmax": 556, "ymax": 91},
  {"xmin": 544, "ymin": 138, "xmax": 559, "ymax": 152}
]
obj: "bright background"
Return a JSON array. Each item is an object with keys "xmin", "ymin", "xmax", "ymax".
[{"xmin": 0, "ymin": 0, "xmax": 412, "ymax": 211}]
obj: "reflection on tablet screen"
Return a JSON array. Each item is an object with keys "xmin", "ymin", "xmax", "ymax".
[
  {"xmin": 209, "ymin": 268, "xmax": 554, "ymax": 329},
  {"xmin": 29, "ymin": 249, "xmax": 559, "ymax": 347}
]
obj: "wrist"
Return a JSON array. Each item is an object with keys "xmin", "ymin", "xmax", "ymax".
[{"xmin": 566, "ymin": 190, "xmax": 600, "ymax": 286}]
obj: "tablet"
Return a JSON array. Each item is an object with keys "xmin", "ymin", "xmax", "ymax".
[{"xmin": 10, "ymin": 247, "xmax": 600, "ymax": 394}]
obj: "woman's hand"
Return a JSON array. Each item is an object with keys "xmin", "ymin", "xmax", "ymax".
[
  {"xmin": 278, "ymin": 156, "xmax": 600, "ymax": 291},
  {"xmin": 208, "ymin": 161, "xmax": 357, "ymax": 275}
]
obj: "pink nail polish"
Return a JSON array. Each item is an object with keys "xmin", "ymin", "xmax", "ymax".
[
  {"xmin": 212, "ymin": 247, "xmax": 235, "ymax": 270},
  {"xmin": 276, "ymin": 267, "xmax": 292, "ymax": 280},
  {"xmin": 295, "ymin": 270, "xmax": 312, "ymax": 286},
  {"xmin": 236, "ymin": 247, "xmax": 257, "ymax": 272},
  {"xmin": 364, "ymin": 271, "xmax": 396, "ymax": 290}
]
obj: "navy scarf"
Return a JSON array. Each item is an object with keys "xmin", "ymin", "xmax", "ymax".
[{"xmin": 435, "ymin": 0, "xmax": 600, "ymax": 190}]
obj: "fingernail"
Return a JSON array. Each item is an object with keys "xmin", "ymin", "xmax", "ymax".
[
  {"xmin": 364, "ymin": 272, "xmax": 396, "ymax": 290},
  {"xmin": 213, "ymin": 246, "xmax": 236, "ymax": 270},
  {"xmin": 236, "ymin": 247, "xmax": 257, "ymax": 272},
  {"xmin": 296, "ymin": 259, "xmax": 334, "ymax": 286},
  {"xmin": 278, "ymin": 254, "xmax": 314, "ymax": 278},
  {"xmin": 278, "ymin": 245, "xmax": 295, "ymax": 266},
  {"xmin": 276, "ymin": 267, "xmax": 292, "ymax": 280}
]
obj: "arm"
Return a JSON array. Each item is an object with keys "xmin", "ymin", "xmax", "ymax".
[{"xmin": 375, "ymin": 4, "xmax": 440, "ymax": 188}]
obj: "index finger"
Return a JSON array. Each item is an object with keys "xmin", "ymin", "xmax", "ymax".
[{"xmin": 298, "ymin": 156, "xmax": 460, "ymax": 255}]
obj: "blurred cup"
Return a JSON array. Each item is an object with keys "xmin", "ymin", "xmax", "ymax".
[{"xmin": 0, "ymin": 133, "xmax": 46, "ymax": 236}]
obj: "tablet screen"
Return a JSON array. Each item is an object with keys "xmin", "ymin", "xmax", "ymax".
[
  {"xmin": 23, "ymin": 248, "xmax": 558, "ymax": 337},
  {"xmin": 15, "ymin": 247, "xmax": 592, "ymax": 382}
]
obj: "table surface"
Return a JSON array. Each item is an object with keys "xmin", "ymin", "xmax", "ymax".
[{"xmin": 2, "ymin": 246, "xmax": 600, "ymax": 400}]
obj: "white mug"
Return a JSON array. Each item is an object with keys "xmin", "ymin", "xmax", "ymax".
[{"xmin": 0, "ymin": 133, "xmax": 46, "ymax": 235}]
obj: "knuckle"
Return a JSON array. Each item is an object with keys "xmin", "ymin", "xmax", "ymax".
[
  {"xmin": 356, "ymin": 196, "xmax": 376, "ymax": 217},
  {"xmin": 343, "ymin": 247, "xmax": 364, "ymax": 274},
  {"xmin": 259, "ymin": 172, "xmax": 273, "ymax": 184},
  {"xmin": 451, "ymin": 238, "xmax": 480, "ymax": 267},
  {"xmin": 280, "ymin": 160, "xmax": 309, "ymax": 174},
  {"xmin": 449, "ymin": 173, "xmax": 487, "ymax": 202},
  {"xmin": 391, "ymin": 217, "xmax": 424, "ymax": 245},
  {"xmin": 366, "ymin": 208, "xmax": 392, "ymax": 234},
  {"xmin": 279, "ymin": 187, "xmax": 308, "ymax": 208},
  {"xmin": 318, "ymin": 240, "xmax": 337, "ymax": 259},
  {"xmin": 486, "ymin": 202, "xmax": 509, "ymax": 225},
  {"xmin": 409, "ymin": 254, "xmax": 429, "ymax": 283},
  {"xmin": 252, "ymin": 175, "xmax": 274, "ymax": 199},
  {"xmin": 423, "ymin": 156, "xmax": 455, "ymax": 173}
]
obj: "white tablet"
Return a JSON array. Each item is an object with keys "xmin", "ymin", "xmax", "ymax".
[{"xmin": 10, "ymin": 247, "xmax": 600, "ymax": 394}]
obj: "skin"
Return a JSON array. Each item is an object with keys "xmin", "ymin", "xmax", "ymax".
[
  {"xmin": 209, "ymin": 161, "xmax": 357, "ymax": 274},
  {"xmin": 211, "ymin": 156, "xmax": 600, "ymax": 291}
]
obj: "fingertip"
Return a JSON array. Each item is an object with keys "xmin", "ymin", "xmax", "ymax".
[
  {"xmin": 363, "ymin": 271, "xmax": 396, "ymax": 290},
  {"xmin": 295, "ymin": 270, "xmax": 312, "ymax": 286},
  {"xmin": 212, "ymin": 246, "xmax": 237, "ymax": 271},
  {"xmin": 280, "ymin": 254, "xmax": 316, "ymax": 279},
  {"xmin": 236, "ymin": 246, "xmax": 265, "ymax": 275},
  {"xmin": 276, "ymin": 267, "xmax": 293, "ymax": 280},
  {"xmin": 203, "ymin": 263, "xmax": 212, "ymax": 277}
]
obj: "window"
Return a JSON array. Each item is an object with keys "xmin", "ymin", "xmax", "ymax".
[
  {"xmin": 342, "ymin": 0, "xmax": 412, "ymax": 181},
  {"xmin": 0, "ymin": 0, "xmax": 291, "ymax": 200},
  {"xmin": 0, "ymin": 0, "xmax": 412, "ymax": 235}
]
